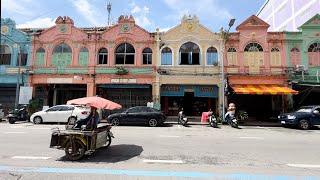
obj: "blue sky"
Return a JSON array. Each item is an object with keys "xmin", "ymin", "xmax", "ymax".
[{"xmin": 1, "ymin": 0, "xmax": 265, "ymax": 32}]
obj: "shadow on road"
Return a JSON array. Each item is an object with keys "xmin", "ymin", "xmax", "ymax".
[{"xmin": 57, "ymin": 144, "xmax": 143, "ymax": 163}]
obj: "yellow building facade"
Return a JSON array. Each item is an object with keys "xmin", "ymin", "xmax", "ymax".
[{"xmin": 154, "ymin": 15, "xmax": 223, "ymax": 116}]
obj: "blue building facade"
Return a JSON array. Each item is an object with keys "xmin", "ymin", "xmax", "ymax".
[{"xmin": 0, "ymin": 18, "xmax": 32, "ymax": 112}]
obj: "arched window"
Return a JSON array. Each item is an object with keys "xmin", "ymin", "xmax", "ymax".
[
  {"xmin": 308, "ymin": 42, "xmax": 320, "ymax": 67},
  {"xmin": 98, "ymin": 48, "xmax": 108, "ymax": 64},
  {"xmin": 18, "ymin": 46, "xmax": 28, "ymax": 66},
  {"xmin": 244, "ymin": 43, "xmax": 263, "ymax": 52},
  {"xmin": 206, "ymin": 47, "xmax": 218, "ymax": 65},
  {"xmin": 142, "ymin": 48, "xmax": 152, "ymax": 65},
  {"xmin": 79, "ymin": 47, "xmax": 89, "ymax": 66},
  {"xmin": 179, "ymin": 42, "xmax": 200, "ymax": 65},
  {"xmin": 52, "ymin": 43, "xmax": 72, "ymax": 67},
  {"xmin": 0, "ymin": 45, "xmax": 11, "ymax": 65},
  {"xmin": 115, "ymin": 43, "xmax": 135, "ymax": 64},
  {"xmin": 290, "ymin": 47, "xmax": 301, "ymax": 66},
  {"xmin": 244, "ymin": 42, "xmax": 264, "ymax": 73},
  {"xmin": 270, "ymin": 47, "xmax": 281, "ymax": 66},
  {"xmin": 35, "ymin": 48, "xmax": 45, "ymax": 66},
  {"xmin": 161, "ymin": 47, "xmax": 172, "ymax": 65},
  {"xmin": 227, "ymin": 47, "xmax": 237, "ymax": 66}
]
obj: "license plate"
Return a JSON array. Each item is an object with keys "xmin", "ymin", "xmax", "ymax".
[{"xmin": 281, "ymin": 121, "xmax": 285, "ymax": 124}]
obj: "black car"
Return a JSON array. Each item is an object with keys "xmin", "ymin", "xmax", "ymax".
[
  {"xmin": 107, "ymin": 106, "xmax": 166, "ymax": 127},
  {"xmin": 278, "ymin": 105, "xmax": 320, "ymax": 130}
]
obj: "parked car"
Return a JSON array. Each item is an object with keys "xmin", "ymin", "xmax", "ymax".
[
  {"xmin": 30, "ymin": 105, "xmax": 90, "ymax": 124},
  {"xmin": 0, "ymin": 104, "xmax": 4, "ymax": 121},
  {"xmin": 107, "ymin": 106, "xmax": 166, "ymax": 127},
  {"xmin": 278, "ymin": 105, "xmax": 320, "ymax": 130}
]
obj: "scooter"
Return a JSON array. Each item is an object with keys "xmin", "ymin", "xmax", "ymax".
[
  {"xmin": 225, "ymin": 112, "xmax": 238, "ymax": 128},
  {"xmin": 208, "ymin": 112, "xmax": 218, "ymax": 128},
  {"xmin": 7, "ymin": 105, "xmax": 29, "ymax": 124},
  {"xmin": 178, "ymin": 110, "xmax": 188, "ymax": 126}
]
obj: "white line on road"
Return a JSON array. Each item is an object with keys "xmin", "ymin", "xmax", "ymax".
[
  {"xmin": 159, "ymin": 135, "xmax": 180, "ymax": 138},
  {"xmin": 287, "ymin": 164, "xmax": 320, "ymax": 168},
  {"xmin": 12, "ymin": 156, "xmax": 51, "ymax": 160},
  {"xmin": 239, "ymin": 137, "xmax": 264, "ymax": 140},
  {"xmin": 3, "ymin": 132, "xmax": 26, "ymax": 134},
  {"xmin": 143, "ymin": 159, "xmax": 184, "ymax": 164}
]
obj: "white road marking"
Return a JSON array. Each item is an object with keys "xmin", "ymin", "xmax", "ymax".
[
  {"xmin": 3, "ymin": 132, "xmax": 26, "ymax": 134},
  {"xmin": 159, "ymin": 135, "xmax": 180, "ymax": 138},
  {"xmin": 143, "ymin": 159, "xmax": 184, "ymax": 164},
  {"xmin": 12, "ymin": 156, "xmax": 51, "ymax": 160},
  {"xmin": 287, "ymin": 164, "xmax": 320, "ymax": 168},
  {"xmin": 239, "ymin": 137, "xmax": 264, "ymax": 140}
]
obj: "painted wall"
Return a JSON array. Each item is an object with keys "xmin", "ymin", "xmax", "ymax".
[{"xmin": 31, "ymin": 16, "xmax": 156, "ymax": 97}]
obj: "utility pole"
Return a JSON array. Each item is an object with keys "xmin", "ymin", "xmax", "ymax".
[
  {"xmin": 220, "ymin": 19, "xmax": 235, "ymax": 122},
  {"xmin": 107, "ymin": 2, "xmax": 112, "ymax": 26},
  {"xmin": 15, "ymin": 44, "xmax": 21, "ymax": 108}
]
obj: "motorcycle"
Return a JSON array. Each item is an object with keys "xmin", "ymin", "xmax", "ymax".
[
  {"xmin": 178, "ymin": 110, "xmax": 188, "ymax": 126},
  {"xmin": 7, "ymin": 105, "xmax": 30, "ymax": 124},
  {"xmin": 225, "ymin": 111, "xmax": 238, "ymax": 128},
  {"xmin": 208, "ymin": 112, "xmax": 218, "ymax": 128}
]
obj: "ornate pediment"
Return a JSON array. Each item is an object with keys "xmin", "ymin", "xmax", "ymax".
[
  {"xmin": 236, "ymin": 15, "xmax": 269, "ymax": 31},
  {"xmin": 299, "ymin": 14, "xmax": 320, "ymax": 29}
]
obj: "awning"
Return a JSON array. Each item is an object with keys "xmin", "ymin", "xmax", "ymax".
[{"xmin": 231, "ymin": 84, "xmax": 298, "ymax": 95}]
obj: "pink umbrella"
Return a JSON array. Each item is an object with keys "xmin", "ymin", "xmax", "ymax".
[{"xmin": 67, "ymin": 96, "xmax": 122, "ymax": 110}]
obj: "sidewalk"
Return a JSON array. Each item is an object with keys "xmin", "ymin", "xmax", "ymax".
[{"xmin": 165, "ymin": 116, "xmax": 281, "ymax": 127}]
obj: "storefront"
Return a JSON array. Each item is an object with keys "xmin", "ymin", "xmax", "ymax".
[
  {"xmin": 33, "ymin": 84, "xmax": 86, "ymax": 107},
  {"xmin": 97, "ymin": 84, "xmax": 152, "ymax": 109},
  {"xmin": 160, "ymin": 85, "xmax": 218, "ymax": 116},
  {"xmin": 228, "ymin": 76, "xmax": 298, "ymax": 121}
]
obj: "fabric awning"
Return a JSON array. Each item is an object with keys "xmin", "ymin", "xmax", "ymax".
[{"xmin": 231, "ymin": 84, "xmax": 298, "ymax": 95}]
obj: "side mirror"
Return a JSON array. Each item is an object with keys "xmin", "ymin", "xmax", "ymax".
[{"xmin": 313, "ymin": 110, "xmax": 319, "ymax": 114}]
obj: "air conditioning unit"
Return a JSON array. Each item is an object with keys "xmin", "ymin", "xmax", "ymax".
[{"xmin": 295, "ymin": 65, "xmax": 307, "ymax": 72}]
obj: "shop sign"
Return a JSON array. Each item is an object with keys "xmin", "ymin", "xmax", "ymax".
[
  {"xmin": 19, "ymin": 86, "xmax": 33, "ymax": 104},
  {"xmin": 47, "ymin": 78, "xmax": 73, "ymax": 84},
  {"xmin": 194, "ymin": 86, "xmax": 218, "ymax": 98},
  {"xmin": 111, "ymin": 79, "xmax": 137, "ymax": 83},
  {"xmin": 161, "ymin": 85, "xmax": 184, "ymax": 96}
]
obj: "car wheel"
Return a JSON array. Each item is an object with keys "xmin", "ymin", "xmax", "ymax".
[
  {"xmin": 148, "ymin": 118, "xmax": 158, "ymax": 127},
  {"xmin": 64, "ymin": 139, "xmax": 85, "ymax": 161},
  {"xmin": 33, "ymin": 116, "xmax": 43, "ymax": 124},
  {"xmin": 299, "ymin": 119, "xmax": 310, "ymax": 130},
  {"xmin": 111, "ymin": 118, "xmax": 120, "ymax": 126},
  {"xmin": 105, "ymin": 133, "xmax": 112, "ymax": 148}
]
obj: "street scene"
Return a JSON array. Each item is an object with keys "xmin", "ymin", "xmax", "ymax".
[
  {"xmin": 0, "ymin": 122, "xmax": 320, "ymax": 180},
  {"xmin": 1, "ymin": 0, "xmax": 320, "ymax": 179}
]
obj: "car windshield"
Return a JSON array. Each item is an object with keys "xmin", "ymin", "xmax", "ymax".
[{"xmin": 297, "ymin": 107, "xmax": 313, "ymax": 113}]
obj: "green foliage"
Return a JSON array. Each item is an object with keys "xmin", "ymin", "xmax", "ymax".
[
  {"xmin": 28, "ymin": 98, "xmax": 43, "ymax": 114},
  {"xmin": 115, "ymin": 66, "xmax": 129, "ymax": 75}
]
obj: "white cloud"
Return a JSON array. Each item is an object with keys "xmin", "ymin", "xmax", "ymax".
[
  {"xmin": 2, "ymin": 0, "xmax": 35, "ymax": 16},
  {"xmin": 17, "ymin": 17, "xmax": 56, "ymax": 28},
  {"xmin": 69, "ymin": 0, "xmax": 101, "ymax": 26},
  {"xmin": 130, "ymin": 2, "xmax": 152, "ymax": 28},
  {"xmin": 163, "ymin": 0, "xmax": 233, "ymax": 22}
]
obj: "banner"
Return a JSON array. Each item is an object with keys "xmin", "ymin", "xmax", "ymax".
[{"xmin": 19, "ymin": 86, "xmax": 33, "ymax": 104}]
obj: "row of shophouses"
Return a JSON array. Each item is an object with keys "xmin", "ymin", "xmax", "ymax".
[{"xmin": 1, "ymin": 14, "xmax": 320, "ymax": 120}]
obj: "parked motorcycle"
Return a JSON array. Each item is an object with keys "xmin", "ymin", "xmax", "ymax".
[
  {"xmin": 178, "ymin": 109, "xmax": 188, "ymax": 126},
  {"xmin": 225, "ymin": 111, "xmax": 238, "ymax": 128},
  {"xmin": 208, "ymin": 112, "xmax": 218, "ymax": 128},
  {"xmin": 7, "ymin": 105, "xmax": 30, "ymax": 124}
]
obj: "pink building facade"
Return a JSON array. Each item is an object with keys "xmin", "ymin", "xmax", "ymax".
[
  {"xmin": 225, "ymin": 15, "xmax": 296, "ymax": 120},
  {"xmin": 30, "ymin": 16, "xmax": 156, "ymax": 108}
]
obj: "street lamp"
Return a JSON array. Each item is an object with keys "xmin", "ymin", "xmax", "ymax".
[{"xmin": 220, "ymin": 18, "xmax": 235, "ymax": 122}]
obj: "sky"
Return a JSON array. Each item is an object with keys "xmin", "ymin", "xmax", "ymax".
[{"xmin": 1, "ymin": 0, "xmax": 265, "ymax": 32}]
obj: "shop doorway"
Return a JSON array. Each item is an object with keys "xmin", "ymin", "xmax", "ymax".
[{"xmin": 183, "ymin": 92, "xmax": 194, "ymax": 116}]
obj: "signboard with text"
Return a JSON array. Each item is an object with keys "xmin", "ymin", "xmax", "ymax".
[{"xmin": 19, "ymin": 86, "xmax": 33, "ymax": 104}]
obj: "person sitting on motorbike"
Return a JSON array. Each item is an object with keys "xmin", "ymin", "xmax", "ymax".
[
  {"xmin": 225, "ymin": 103, "xmax": 236, "ymax": 121},
  {"xmin": 74, "ymin": 107, "xmax": 100, "ymax": 129}
]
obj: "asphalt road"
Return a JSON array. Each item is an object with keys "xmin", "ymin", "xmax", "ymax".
[{"xmin": 0, "ymin": 121, "xmax": 320, "ymax": 180}]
